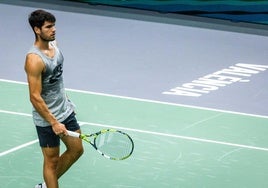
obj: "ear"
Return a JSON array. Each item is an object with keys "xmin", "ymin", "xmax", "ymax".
[{"xmin": 34, "ymin": 26, "xmax": 41, "ymax": 35}]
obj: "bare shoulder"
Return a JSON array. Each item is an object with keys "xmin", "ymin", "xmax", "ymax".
[{"xmin": 24, "ymin": 53, "xmax": 45, "ymax": 75}]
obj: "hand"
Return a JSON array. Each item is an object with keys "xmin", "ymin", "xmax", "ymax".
[{"xmin": 52, "ymin": 122, "xmax": 68, "ymax": 136}]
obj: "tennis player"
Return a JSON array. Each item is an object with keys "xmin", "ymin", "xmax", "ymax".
[{"xmin": 24, "ymin": 9, "xmax": 84, "ymax": 188}]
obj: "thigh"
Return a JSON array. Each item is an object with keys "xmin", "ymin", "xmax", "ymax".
[
  {"xmin": 61, "ymin": 129, "xmax": 83, "ymax": 151},
  {"xmin": 41, "ymin": 146, "xmax": 60, "ymax": 163}
]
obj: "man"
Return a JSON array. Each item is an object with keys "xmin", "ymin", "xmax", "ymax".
[{"xmin": 24, "ymin": 10, "xmax": 84, "ymax": 188}]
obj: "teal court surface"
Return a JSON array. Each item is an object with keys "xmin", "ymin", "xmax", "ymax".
[{"xmin": 1, "ymin": 79, "xmax": 268, "ymax": 188}]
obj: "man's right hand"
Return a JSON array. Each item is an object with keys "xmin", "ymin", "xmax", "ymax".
[{"xmin": 52, "ymin": 122, "xmax": 68, "ymax": 136}]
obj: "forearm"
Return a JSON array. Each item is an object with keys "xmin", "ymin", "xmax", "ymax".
[
  {"xmin": 30, "ymin": 94, "xmax": 67, "ymax": 135},
  {"xmin": 30, "ymin": 94, "xmax": 58, "ymax": 126}
]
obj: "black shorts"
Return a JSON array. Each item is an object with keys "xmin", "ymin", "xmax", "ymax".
[{"xmin": 36, "ymin": 112, "xmax": 80, "ymax": 147}]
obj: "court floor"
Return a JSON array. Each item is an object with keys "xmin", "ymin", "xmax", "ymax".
[{"xmin": 1, "ymin": 79, "xmax": 268, "ymax": 188}]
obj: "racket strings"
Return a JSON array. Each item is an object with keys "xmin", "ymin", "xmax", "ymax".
[{"xmin": 95, "ymin": 132, "xmax": 133, "ymax": 159}]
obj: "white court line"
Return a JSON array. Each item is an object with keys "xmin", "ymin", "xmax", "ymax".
[
  {"xmin": 0, "ymin": 140, "xmax": 39, "ymax": 157},
  {"xmin": 0, "ymin": 109, "xmax": 32, "ymax": 117},
  {"xmin": 1, "ymin": 109, "xmax": 268, "ymax": 155},
  {"xmin": 0, "ymin": 78, "xmax": 27, "ymax": 85},
  {"xmin": 1, "ymin": 78, "xmax": 268, "ymax": 119},
  {"xmin": 79, "ymin": 121, "xmax": 268, "ymax": 152},
  {"xmin": 0, "ymin": 110, "xmax": 36, "ymax": 157}
]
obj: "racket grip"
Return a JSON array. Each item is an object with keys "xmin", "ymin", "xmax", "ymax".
[{"xmin": 67, "ymin": 130, "xmax": 80, "ymax": 138}]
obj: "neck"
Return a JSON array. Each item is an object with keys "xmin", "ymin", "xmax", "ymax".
[
  {"xmin": 34, "ymin": 37, "xmax": 53, "ymax": 50},
  {"xmin": 35, "ymin": 42, "xmax": 50, "ymax": 51}
]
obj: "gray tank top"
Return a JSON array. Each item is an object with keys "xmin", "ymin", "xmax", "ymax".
[{"xmin": 28, "ymin": 42, "xmax": 75, "ymax": 127}]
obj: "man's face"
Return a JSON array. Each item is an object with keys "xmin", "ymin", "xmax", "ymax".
[{"xmin": 36, "ymin": 21, "xmax": 56, "ymax": 41}]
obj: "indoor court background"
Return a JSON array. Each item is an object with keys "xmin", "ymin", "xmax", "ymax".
[{"xmin": 1, "ymin": 0, "xmax": 268, "ymax": 188}]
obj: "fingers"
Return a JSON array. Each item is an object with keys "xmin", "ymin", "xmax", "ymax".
[{"xmin": 53, "ymin": 123, "xmax": 67, "ymax": 136}]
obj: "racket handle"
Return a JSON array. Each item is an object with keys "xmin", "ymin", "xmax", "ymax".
[{"xmin": 67, "ymin": 130, "xmax": 80, "ymax": 138}]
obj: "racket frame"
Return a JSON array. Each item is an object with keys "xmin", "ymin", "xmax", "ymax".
[{"xmin": 67, "ymin": 129, "xmax": 134, "ymax": 160}]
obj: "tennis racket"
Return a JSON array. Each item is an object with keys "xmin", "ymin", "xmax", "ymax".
[{"xmin": 67, "ymin": 129, "xmax": 134, "ymax": 160}]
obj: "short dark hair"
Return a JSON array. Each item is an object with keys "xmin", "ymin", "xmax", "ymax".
[{"xmin": 28, "ymin": 9, "xmax": 56, "ymax": 30}]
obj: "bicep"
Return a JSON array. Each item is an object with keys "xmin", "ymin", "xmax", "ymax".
[{"xmin": 24, "ymin": 54, "xmax": 45, "ymax": 99}]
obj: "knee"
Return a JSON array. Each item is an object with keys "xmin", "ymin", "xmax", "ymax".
[
  {"xmin": 44, "ymin": 156, "xmax": 59, "ymax": 170},
  {"xmin": 76, "ymin": 146, "xmax": 84, "ymax": 158},
  {"xmin": 71, "ymin": 145, "xmax": 84, "ymax": 160}
]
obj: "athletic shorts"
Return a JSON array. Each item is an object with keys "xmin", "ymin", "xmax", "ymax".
[{"xmin": 36, "ymin": 112, "xmax": 80, "ymax": 147}]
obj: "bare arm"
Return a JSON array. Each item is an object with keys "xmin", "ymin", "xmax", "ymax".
[{"xmin": 24, "ymin": 53, "xmax": 67, "ymax": 135}]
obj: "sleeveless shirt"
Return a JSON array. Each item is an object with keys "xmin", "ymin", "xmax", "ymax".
[{"xmin": 28, "ymin": 42, "xmax": 75, "ymax": 127}]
